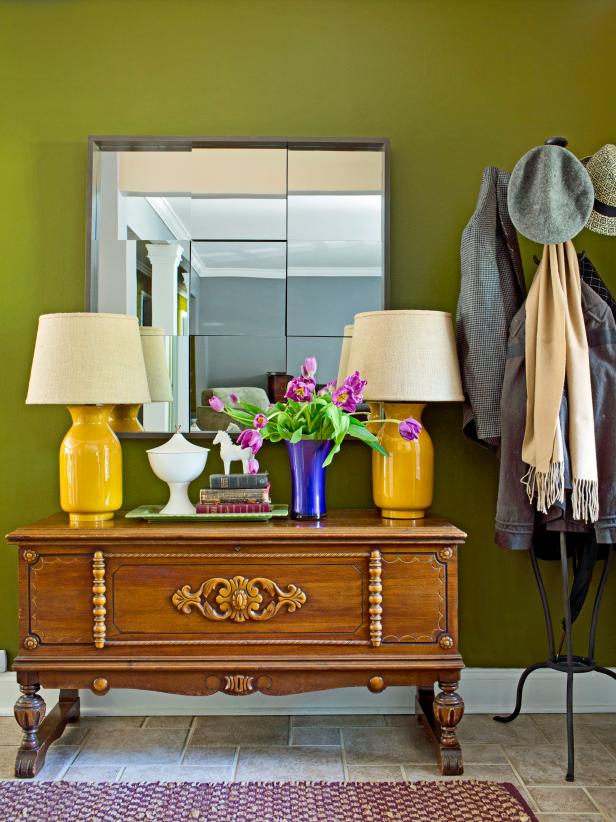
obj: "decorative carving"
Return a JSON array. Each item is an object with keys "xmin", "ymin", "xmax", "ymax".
[
  {"xmin": 434, "ymin": 680, "xmax": 464, "ymax": 754},
  {"xmin": 438, "ymin": 633, "xmax": 454, "ymax": 650},
  {"xmin": 438, "ymin": 546, "xmax": 454, "ymax": 562},
  {"xmin": 22, "ymin": 550, "xmax": 38, "ymax": 564},
  {"xmin": 92, "ymin": 551, "xmax": 106, "ymax": 649},
  {"xmin": 171, "ymin": 575, "xmax": 307, "ymax": 623},
  {"xmin": 223, "ymin": 674, "xmax": 255, "ymax": 694},
  {"xmin": 368, "ymin": 675, "xmax": 385, "ymax": 693},
  {"xmin": 369, "ymin": 549, "xmax": 383, "ymax": 647},
  {"xmin": 14, "ymin": 684, "xmax": 46, "ymax": 753},
  {"xmin": 92, "ymin": 678, "xmax": 109, "ymax": 693},
  {"xmin": 23, "ymin": 635, "xmax": 39, "ymax": 650}
]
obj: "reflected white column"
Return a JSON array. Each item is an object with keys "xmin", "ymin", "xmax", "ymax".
[
  {"xmin": 146, "ymin": 242, "xmax": 183, "ymax": 335},
  {"xmin": 97, "ymin": 153, "xmax": 137, "ymax": 314},
  {"xmin": 143, "ymin": 243, "xmax": 182, "ymax": 431}
]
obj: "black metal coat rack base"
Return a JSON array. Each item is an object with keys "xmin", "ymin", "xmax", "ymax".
[{"xmin": 494, "ymin": 532, "xmax": 614, "ymax": 781}]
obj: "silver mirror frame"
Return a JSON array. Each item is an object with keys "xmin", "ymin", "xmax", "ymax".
[{"xmin": 85, "ymin": 136, "xmax": 390, "ymax": 438}]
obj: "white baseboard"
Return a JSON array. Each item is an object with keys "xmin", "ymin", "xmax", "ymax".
[{"xmin": 0, "ymin": 668, "xmax": 614, "ymax": 716}]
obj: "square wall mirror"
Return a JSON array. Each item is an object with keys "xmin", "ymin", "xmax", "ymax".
[{"xmin": 87, "ymin": 137, "xmax": 389, "ymax": 435}]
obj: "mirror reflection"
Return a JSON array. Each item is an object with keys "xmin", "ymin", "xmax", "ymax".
[{"xmin": 89, "ymin": 140, "xmax": 387, "ymax": 433}]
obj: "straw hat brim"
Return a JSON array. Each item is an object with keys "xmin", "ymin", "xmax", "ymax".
[{"xmin": 582, "ymin": 155, "xmax": 616, "ymax": 236}]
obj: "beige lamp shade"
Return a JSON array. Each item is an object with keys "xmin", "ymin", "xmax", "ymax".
[
  {"xmin": 347, "ymin": 310, "xmax": 464, "ymax": 402},
  {"xmin": 26, "ymin": 313, "xmax": 151, "ymax": 405},
  {"xmin": 140, "ymin": 327, "xmax": 173, "ymax": 402},
  {"xmin": 337, "ymin": 324, "xmax": 354, "ymax": 386}
]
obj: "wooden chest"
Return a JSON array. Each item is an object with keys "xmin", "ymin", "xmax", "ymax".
[{"xmin": 7, "ymin": 509, "xmax": 466, "ymax": 777}]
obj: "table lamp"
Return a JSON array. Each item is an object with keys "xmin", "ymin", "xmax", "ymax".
[
  {"xmin": 348, "ymin": 310, "xmax": 463, "ymax": 519},
  {"xmin": 337, "ymin": 324, "xmax": 354, "ymax": 386},
  {"xmin": 110, "ymin": 327, "xmax": 173, "ymax": 432},
  {"xmin": 26, "ymin": 313, "xmax": 151, "ymax": 524}
]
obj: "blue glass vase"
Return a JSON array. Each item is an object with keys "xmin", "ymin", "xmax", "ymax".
[{"xmin": 286, "ymin": 439, "xmax": 331, "ymax": 520}]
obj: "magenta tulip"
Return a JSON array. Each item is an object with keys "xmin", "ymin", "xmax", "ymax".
[
  {"xmin": 253, "ymin": 412, "xmax": 268, "ymax": 429},
  {"xmin": 332, "ymin": 385, "xmax": 357, "ymax": 413},
  {"xmin": 208, "ymin": 395, "xmax": 224, "ymax": 412},
  {"xmin": 229, "ymin": 392, "xmax": 240, "ymax": 406},
  {"xmin": 247, "ymin": 459, "xmax": 259, "ymax": 474},
  {"xmin": 237, "ymin": 428, "xmax": 263, "ymax": 454},
  {"xmin": 284, "ymin": 377, "xmax": 315, "ymax": 403},
  {"xmin": 399, "ymin": 418, "xmax": 422, "ymax": 441},
  {"xmin": 301, "ymin": 356, "xmax": 318, "ymax": 379}
]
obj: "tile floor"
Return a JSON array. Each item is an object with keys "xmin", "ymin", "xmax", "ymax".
[{"xmin": 0, "ymin": 713, "xmax": 615, "ymax": 819}]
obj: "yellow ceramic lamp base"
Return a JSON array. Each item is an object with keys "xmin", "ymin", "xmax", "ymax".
[
  {"xmin": 60, "ymin": 405, "xmax": 122, "ymax": 525},
  {"xmin": 109, "ymin": 403, "xmax": 144, "ymax": 433},
  {"xmin": 371, "ymin": 402, "xmax": 434, "ymax": 520}
]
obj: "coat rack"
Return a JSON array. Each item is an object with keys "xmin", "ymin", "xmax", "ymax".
[
  {"xmin": 494, "ymin": 535, "xmax": 614, "ymax": 781},
  {"xmin": 493, "ymin": 135, "xmax": 616, "ymax": 782}
]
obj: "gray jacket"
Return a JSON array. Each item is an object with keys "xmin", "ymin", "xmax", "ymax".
[
  {"xmin": 495, "ymin": 281, "xmax": 616, "ymax": 549},
  {"xmin": 456, "ymin": 167, "xmax": 526, "ymax": 449}
]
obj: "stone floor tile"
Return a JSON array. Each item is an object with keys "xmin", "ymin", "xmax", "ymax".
[
  {"xmin": 236, "ymin": 745, "xmax": 344, "ymax": 781},
  {"xmin": 290, "ymin": 727, "xmax": 341, "ymax": 746},
  {"xmin": 342, "ymin": 726, "xmax": 434, "ymax": 766},
  {"xmin": 190, "ymin": 715, "xmax": 289, "ymax": 746},
  {"xmin": 588, "ymin": 727, "xmax": 616, "ymax": 751},
  {"xmin": 403, "ymin": 762, "xmax": 522, "ymax": 784},
  {"xmin": 585, "ymin": 787, "xmax": 616, "ymax": 820},
  {"xmin": 75, "ymin": 728, "xmax": 188, "ymax": 766},
  {"xmin": 530, "ymin": 714, "xmax": 605, "ymax": 745},
  {"xmin": 457, "ymin": 714, "xmax": 549, "ymax": 745},
  {"xmin": 0, "ymin": 718, "xmax": 24, "ymax": 746},
  {"xmin": 528, "ymin": 786, "xmax": 599, "ymax": 814},
  {"xmin": 0, "ymin": 747, "xmax": 20, "ymax": 779},
  {"xmin": 383, "ymin": 714, "xmax": 416, "ymax": 727},
  {"xmin": 33, "ymin": 746, "xmax": 81, "ymax": 781},
  {"xmin": 142, "ymin": 716, "xmax": 193, "ymax": 729},
  {"xmin": 121, "ymin": 765, "xmax": 233, "ymax": 782},
  {"xmin": 346, "ymin": 765, "xmax": 405, "ymax": 781},
  {"xmin": 63, "ymin": 765, "xmax": 123, "ymax": 782},
  {"xmin": 182, "ymin": 746, "xmax": 237, "ymax": 768},
  {"xmin": 506, "ymin": 744, "xmax": 616, "ymax": 786},
  {"xmin": 291, "ymin": 714, "xmax": 386, "ymax": 728},
  {"xmin": 460, "ymin": 743, "xmax": 508, "ymax": 763},
  {"xmin": 49, "ymin": 724, "xmax": 91, "ymax": 747},
  {"xmin": 574, "ymin": 713, "xmax": 616, "ymax": 727},
  {"xmin": 78, "ymin": 716, "xmax": 146, "ymax": 728}
]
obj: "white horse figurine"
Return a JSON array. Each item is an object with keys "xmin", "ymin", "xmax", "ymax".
[{"xmin": 213, "ymin": 430, "xmax": 253, "ymax": 475}]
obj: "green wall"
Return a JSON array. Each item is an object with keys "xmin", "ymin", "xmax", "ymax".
[{"xmin": 2, "ymin": 0, "xmax": 616, "ymax": 666}]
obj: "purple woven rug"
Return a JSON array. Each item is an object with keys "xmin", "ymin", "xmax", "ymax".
[{"xmin": 0, "ymin": 780, "xmax": 536, "ymax": 821}]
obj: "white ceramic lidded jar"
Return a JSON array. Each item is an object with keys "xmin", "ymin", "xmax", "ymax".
[{"xmin": 147, "ymin": 430, "xmax": 209, "ymax": 515}]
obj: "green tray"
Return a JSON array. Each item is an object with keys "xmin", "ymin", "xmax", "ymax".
[{"xmin": 125, "ymin": 504, "xmax": 288, "ymax": 523}]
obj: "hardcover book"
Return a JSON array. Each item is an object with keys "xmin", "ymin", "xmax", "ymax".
[
  {"xmin": 196, "ymin": 502, "xmax": 272, "ymax": 514},
  {"xmin": 199, "ymin": 487, "xmax": 270, "ymax": 504},
  {"xmin": 209, "ymin": 472, "xmax": 269, "ymax": 490}
]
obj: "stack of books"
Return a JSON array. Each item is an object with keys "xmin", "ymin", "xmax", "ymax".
[{"xmin": 196, "ymin": 472, "xmax": 271, "ymax": 514}]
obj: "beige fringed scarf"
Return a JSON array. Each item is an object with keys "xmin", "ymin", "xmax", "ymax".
[{"xmin": 522, "ymin": 241, "xmax": 598, "ymax": 522}]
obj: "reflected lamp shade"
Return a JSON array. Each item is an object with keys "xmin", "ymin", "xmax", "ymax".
[
  {"xmin": 140, "ymin": 327, "xmax": 173, "ymax": 402},
  {"xmin": 337, "ymin": 324, "xmax": 354, "ymax": 387},
  {"xmin": 26, "ymin": 313, "xmax": 151, "ymax": 405},
  {"xmin": 26, "ymin": 313, "xmax": 150, "ymax": 525},
  {"xmin": 348, "ymin": 310, "xmax": 463, "ymax": 521}
]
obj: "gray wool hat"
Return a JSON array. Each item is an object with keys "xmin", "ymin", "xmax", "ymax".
[{"xmin": 507, "ymin": 145, "xmax": 594, "ymax": 244}]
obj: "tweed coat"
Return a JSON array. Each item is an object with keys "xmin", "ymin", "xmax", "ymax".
[
  {"xmin": 456, "ymin": 167, "xmax": 526, "ymax": 449},
  {"xmin": 495, "ymin": 281, "xmax": 616, "ymax": 550}
]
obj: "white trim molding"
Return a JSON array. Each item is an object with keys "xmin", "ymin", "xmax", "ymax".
[{"xmin": 0, "ymin": 668, "xmax": 614, "ymax": 716}]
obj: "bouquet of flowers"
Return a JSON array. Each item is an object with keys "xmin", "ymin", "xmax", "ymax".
[{"xmin": 208, "ymin": 357, "xmax": 421, "ymax": 472}]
